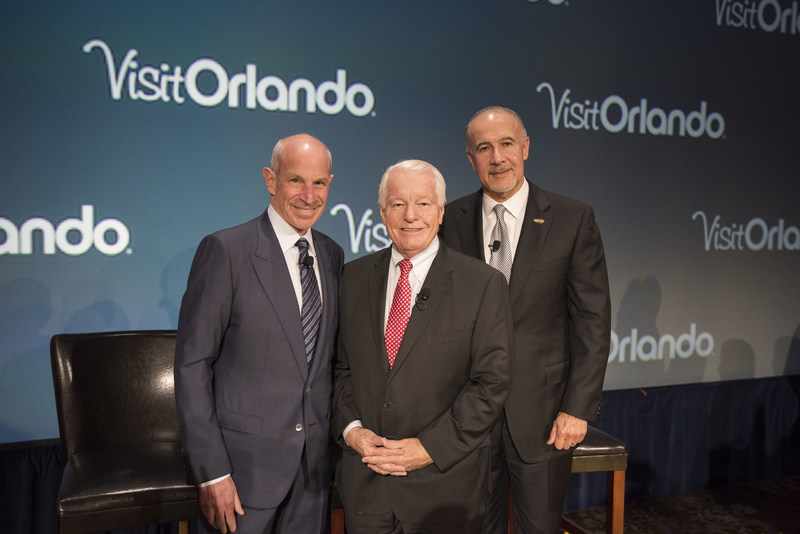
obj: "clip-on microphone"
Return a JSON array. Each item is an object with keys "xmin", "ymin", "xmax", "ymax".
[{"xmin": 415, "ymin": 287, "xmax": 431, "ymax": 311}]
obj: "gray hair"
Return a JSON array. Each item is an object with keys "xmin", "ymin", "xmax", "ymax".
[
  {"xmin": 378, "ymin": 159, "xmax": 446, "ymax": 209},
  {"xmin": 464, "ymin": 106, "xmax": 528, "ymax": 152}
]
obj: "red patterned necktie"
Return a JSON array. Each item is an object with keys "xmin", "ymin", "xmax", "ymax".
[{"xmin": 385, "ymin": 259, "xmax": 412, "ymax": 368}]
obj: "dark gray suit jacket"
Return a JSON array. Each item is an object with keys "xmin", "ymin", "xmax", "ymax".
[
  {"xmin": 440, "ymin": 182, "xmax": 611, "ymax": 462},
  {"xmin": 175, "ymin": 208, "xmax": 343, "ymax": 508},
  {"xmin": 333, "ymin": 242, "xmax": 513, "ymax": 525}
]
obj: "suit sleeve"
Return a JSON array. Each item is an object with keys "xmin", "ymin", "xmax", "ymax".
[
  {"xmin": 417, "ymin": 269, "xmax": 513, "ymax": 472},
  {"xmin": 174, "ymin": 234, "xmax": 234, "ymax": 484},
  {"xmin": 331, "ymin": 263, "xmax": 359, "ymax": 447},
  {"xmin": 561, "ymin": 205, "xmax": 611, "ymax": 422}
]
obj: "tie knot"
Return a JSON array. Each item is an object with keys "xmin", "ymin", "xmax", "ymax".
[
  {"xmin": 398, "ymin": 259, "xmax": 412, "ymax": 277},
  {"xmin": 493, "ymin": 204, "xmax": 506, "ymax": 218},
  {"xmin": 295, "ymin": 238, "xmax": 309, "ymax": 252}
]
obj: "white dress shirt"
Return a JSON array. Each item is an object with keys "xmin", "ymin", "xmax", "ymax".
[
  {"xmin": 481, "ymin": 179, "xmax": 529, "ymax": 264},
  {"xmin": 268, "ymin": 204, "xmax": 323, "ymax": 311}
]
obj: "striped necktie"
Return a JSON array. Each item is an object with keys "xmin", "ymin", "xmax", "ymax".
[{"xmin": 296, "ymin": 238, "xmax": 321, "ymax": 366}]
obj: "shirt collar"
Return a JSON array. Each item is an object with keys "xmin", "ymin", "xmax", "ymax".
[
  {"xmin": 482, "ymin": 178, "xmax": 529, "ymax": 221},
  {"xmin": 390, "ymin": 236, "xmax": 439, "ymax": 285},
  {"xmin": 268, "ymin": 204, "xmax": 316, "ymax": 256}
]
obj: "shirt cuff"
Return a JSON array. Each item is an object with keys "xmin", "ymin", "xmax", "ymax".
[
  {"xmin": 199, "ymin": 473, "xmax": 231, "ymax": 487},
  {"xmin": 343, "ymin": 420, "xmax": 363, "ymax": 447}
]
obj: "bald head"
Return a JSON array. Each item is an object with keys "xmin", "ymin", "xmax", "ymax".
[
  {"xmin": 271, "ymin": 134, "xmax": 332, "ymax": 175},
  {"xmin": 263, "ymin": 133, "xmax": 333, "ymax": 235},
  {"xmin": 465, "ymin": 106, "xmax": 527, "ymax": 153}
]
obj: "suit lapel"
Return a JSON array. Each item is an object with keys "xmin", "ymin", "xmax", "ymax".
[
  {"xmin": 252, "ymin": 212, "xmax": 309, "ymax": 379},
  {"xmin": 388, "ymin": 245, "xmax": 452, "ymax": 379},
  {"xmin": 307, "ymin": 230, "xmax": 335, "ymax": 380},
  {"xmin": 369, "ymin": 249, "xmax": 392, "ymax": 373},
  {"xmin": 454, "ymin": 190, "xmax": 485, "ymax": 260},
  {"xmin": 508, "ymin": 183, "xmax": 552, "ymax": 305}
]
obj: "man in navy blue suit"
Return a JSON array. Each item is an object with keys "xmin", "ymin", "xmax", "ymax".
[{"xmin": 175, "ymin": 134, "xmax": 344, "ymax": 533}]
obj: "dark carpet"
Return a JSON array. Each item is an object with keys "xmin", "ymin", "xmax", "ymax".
[{"xmin": 561, "ymin": 476, "xmax": 800, "ymax": 533}]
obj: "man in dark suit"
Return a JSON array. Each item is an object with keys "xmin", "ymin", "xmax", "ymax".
[
  {"xmin": 333, "ymin": 159, "xmax": 514, "ymax": 534},
  {"xmin": 174, "ymin": 134, "xmax": 344, "ymax": 534},
  {"xmin": 440, "ymin": 107, "xmax": 611, "ymax": 534}
]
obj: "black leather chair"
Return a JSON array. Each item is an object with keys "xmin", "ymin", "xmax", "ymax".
[{"xmin": 50, "ymin": 330, "xmax": 199, "ymax": 534}]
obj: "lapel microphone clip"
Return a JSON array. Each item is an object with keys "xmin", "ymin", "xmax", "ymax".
[{"xmin": 415, "ymin": 287, "xmax": 431, "ymax": 311}]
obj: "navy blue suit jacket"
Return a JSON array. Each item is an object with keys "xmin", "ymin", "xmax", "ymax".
[{"xmin": 175, "ymin": 208, "xmax": 343, "ymax": 507}]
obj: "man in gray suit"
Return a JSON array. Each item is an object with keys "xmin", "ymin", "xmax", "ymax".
[
  {"xmin": 175, "ymin": 134, "xmax": 344, "ymax": 533},
  {"xmin": 440, "ymin": 107, "xmax": 611, "ymax": 533},
  {"xmin": 334, "ymin": 160, "xmax": 513, "ymax": 533}
]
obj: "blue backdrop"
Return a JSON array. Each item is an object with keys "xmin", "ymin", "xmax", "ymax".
[{"xmin": 1, "ymin": 0, "xmax": 799, "ymax": 443}]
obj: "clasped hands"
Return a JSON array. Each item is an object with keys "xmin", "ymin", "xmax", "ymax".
[{"xmin": 347, "ymin": 427, "xmax": 433, "ymax": 476}]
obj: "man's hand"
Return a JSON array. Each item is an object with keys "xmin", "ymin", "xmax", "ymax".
[
  {"xmin": 347, "ymin": 427, "xmax": 404, "ymax": 475},
  {"xmin": 198, "ymin": 476, "xmax": 245, "ymax": 533},
  {"xmin": 362, "ymin": 437, "xmax": 433, "ymax": 476},
  {"xmin": 347, "ymin": 427, "xmax": 394, "ymax": 457},
  {"xmin": 547, "ymin": 412, "xmax": 588, "ymax": 451}
]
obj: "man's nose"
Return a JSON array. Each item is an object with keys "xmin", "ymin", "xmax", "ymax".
[
  {"xmin": 299, "ymin": 182, "xmax": 316, "ymax": 203},
  {"xmin": 490, "ymin": 146, "xmax": 504, "ymax": 164},
  {"xmin": 403, "ymin": 205, "xmax": 418, "ymax": 221}
]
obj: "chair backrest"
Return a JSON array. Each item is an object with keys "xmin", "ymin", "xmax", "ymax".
[{"xmin": 50, "ymin": 330, "xmax": 180, "ymax": 461}]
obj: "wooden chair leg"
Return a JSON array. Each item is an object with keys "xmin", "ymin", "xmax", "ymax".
[
  {"xmin": 606, "ymin": 469, "xmax": 625, "ymax": 534},
  {"xmin": 330, "ymin": 507, "xmax": 345, "ymax": 534}
]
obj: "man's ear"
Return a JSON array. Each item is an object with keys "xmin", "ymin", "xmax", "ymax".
[
  {"xmin": 465, "ymin": 149, "xmax": 477, "ymax": 170},
  {"xmin": 263, "ymin": 167, "xmax": 276, "ymax": 194}
]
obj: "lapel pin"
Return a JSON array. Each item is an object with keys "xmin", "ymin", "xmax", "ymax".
[{"xmin": 533, "ymin": 218, "xmax": 545, "ymax": 224}]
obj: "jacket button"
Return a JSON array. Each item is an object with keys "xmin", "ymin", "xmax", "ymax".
[
  {"xmin": 295, "ymin": 424, "xmax": 303, "ymax": 431},
  {"xmin": 383, "ymin": 401, "xmax": 392, "ymax": 409}
]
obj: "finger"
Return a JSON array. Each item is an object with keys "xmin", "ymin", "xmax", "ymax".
[
  {"xmin": 234, "ymin": 493, "xmax": 245, "ymax": 516},
  {"xmin": 225, "ymin": 509, "xmax": 237, "ymax": 533},
  {"xmin": 216, "ymin": 512, "xmax": 229, "ymax": 534},
  {"xmin": 362, "ymin": 447, "xmax": 404, "ymax": 458},
  {"xmin": 202, "ymin": 508, "xmax": 222, "ymax": 532},
  {"xmin": 374, "ymin": 461, "xmax": 407, "ymax": 472},
  {"xmin": 362, "ymin": 458, "xmax": 408, "ymax": 472},
  {"xmin": 546, "ymin": 425, "xmax": 557, "ymax": 445},
  {"xmin": 380, "ymin": 437, "xmax": 403, "ymax": 448},
  {"xmin": 367, "ymin": 464, "xmax": 392, "ymax": 475},
  {"xmin": 367, "ymin": 462, "xmax": 407, "ymax": 476}
]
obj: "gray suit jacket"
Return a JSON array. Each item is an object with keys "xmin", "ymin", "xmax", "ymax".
[
  {"xmin": 333, "ymin": 242, "xmax": 513, "ymax": 524},
  {"xmin": 440, "ymin": 182, "xmax": 611, "ymax": 462},
  {"xmin": 175, "ymin": 208, "xmax": 343, "ymax": 508}
]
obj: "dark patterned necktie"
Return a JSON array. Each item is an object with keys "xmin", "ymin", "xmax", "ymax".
[{"xmin": 296, "ymin": 238, "xmax": 321, "ymax": 366}]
